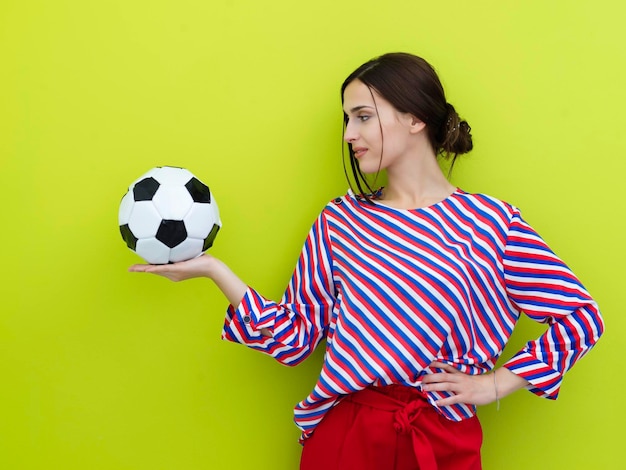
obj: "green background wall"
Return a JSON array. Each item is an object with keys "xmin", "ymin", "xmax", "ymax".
[{"xmin": 1, "ymin": 1, "xmax": 623, "ymax": 468}]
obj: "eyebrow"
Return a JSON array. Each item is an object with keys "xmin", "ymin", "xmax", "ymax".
[{"xmin": 344, "ymin": 105, "xmax": 375, "ymax": 114}]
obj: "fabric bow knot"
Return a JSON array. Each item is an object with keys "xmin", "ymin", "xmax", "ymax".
[{"xmin": 393, "ymin": 400, "xmax": 424, "ymax": 434}]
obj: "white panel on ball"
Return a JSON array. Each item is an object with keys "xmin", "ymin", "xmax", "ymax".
[
  {"xmin": 152, "ymin": 185, "xmax": 193, "ymax": 220},
  {"xmin": 135, "ymin": 238, "xmax": 171, "ymax": 265},
  {"xmin": 154, "ymin": 166, "xmax": 194, "ymax": 186},
  {"xmin": 184, "ymin": 203, "xmax": 218, "ymax": 238},
  {"xmin": 118, "ymin": 192, "xmax": 135, "ymax": 225},
  {"xmin": 128, "ymin": 201, "xmax": 162, "ymax": 238},
  {"xmin": 169, "ymin": 238, "xmax": 204, "ymax": 263}
]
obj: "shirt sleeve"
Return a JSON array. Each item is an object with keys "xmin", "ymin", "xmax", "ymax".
[
  {"xmin": 221, "ymin": 211, "xmax": 336, "ymax": 366},
  {"xmin": 501, "ymin": 208, "xmax": 604, "ymax": 399}
]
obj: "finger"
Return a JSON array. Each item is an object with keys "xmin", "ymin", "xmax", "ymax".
[
  {"xmin": 128, "ymin": 264, "xmax": 150, "ymax": 272},
  {"xmin": 129, "ymin": 264, "xmax": 170, "ymax": 275},
  {"xmin": 433, "ymin": 395, "xmax": 462, "ymax": 407},
  {"xmin": 421, "ymin": 372, "xmax": 452, "ymax": 384},
  {"xmin": 423, "ymin": 374, "xmax": 464, "ymax": 389},
  {"xmin": 429, "ymin": 361, "xmax": 448, "ymax": 368},
  {"xmin": 429, "ymin": 361, "xmax": 459, "ymax": 374},
  {"xmin": 421, "ymin": 381, "xmax": 456, "ymax": 392}
]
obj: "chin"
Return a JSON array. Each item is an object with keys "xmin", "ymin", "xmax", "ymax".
[{"xmin": 357, "ymin": 163, "xmax": 382, "ymax": 175}]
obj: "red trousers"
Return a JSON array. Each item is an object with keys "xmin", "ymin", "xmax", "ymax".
[{"xmin": 300, "ymin": 385, "xmax": 482, "ymax": 470}]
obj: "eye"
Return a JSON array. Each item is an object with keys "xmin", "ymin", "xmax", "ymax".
[{"xmin": 357, "ymin": 115, "xmax": 370, "ymax": 122}]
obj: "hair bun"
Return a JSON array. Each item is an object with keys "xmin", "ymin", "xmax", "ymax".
[{"xmin": 441, "ymin": 104, "xmax": 473, "ymax": 156}]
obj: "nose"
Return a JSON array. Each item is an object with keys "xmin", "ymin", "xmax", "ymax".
[{"xmin": 343, "ymin": 121, "xmax": 358, "ymax": 143}]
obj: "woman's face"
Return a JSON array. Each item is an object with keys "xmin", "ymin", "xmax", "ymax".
[{"xmin": 342, "ymin": 79, "xmax": 420, "ymax": 174}]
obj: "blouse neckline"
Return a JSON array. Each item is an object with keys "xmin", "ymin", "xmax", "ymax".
[{"xmin": 348, "ymin": 187, "xmax": 464, "ymax": 214}]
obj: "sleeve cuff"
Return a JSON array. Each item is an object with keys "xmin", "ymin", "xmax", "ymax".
[
  {"xmin": 221, "ymin": 287, "xmax": 279, "ymax": 344},
  {"xmin": 503, "ymin": 351, "xmax": 563, "ymax": 400}
]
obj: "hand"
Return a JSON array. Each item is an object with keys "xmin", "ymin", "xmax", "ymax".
[
  {"xmin": 129, "ymin": 254, "xmax": 249, "ymax": 309},
  {"xmin": 421, "ymin": 361, "xmax": 496, "ymax": 407},
  {"xmin": 128, "ymin": 254, "xmax": 217, "ymax": 282}
]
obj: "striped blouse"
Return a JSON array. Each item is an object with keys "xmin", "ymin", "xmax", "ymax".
[{"xmin": 221, "ymin": 188, "xmax": 604, "ymax": 442}]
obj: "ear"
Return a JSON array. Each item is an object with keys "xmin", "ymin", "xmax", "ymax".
[{"xmin": 408, "ymin": 115, "xmax": 426, "ymax": 134}]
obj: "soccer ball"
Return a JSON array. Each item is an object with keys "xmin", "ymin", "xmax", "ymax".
[{"xmin": 118, "ymin": 166, "xmax": 221, "ymax": 264}]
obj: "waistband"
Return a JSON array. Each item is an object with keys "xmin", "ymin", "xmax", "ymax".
[{"xmin": 346, "ymin": 385, "xmax": 438, "ymax": 470}]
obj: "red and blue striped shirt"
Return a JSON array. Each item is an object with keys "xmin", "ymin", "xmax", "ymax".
[{"xmin": 222, "ymin": 188, "xmax": 604, "ymax": 442}]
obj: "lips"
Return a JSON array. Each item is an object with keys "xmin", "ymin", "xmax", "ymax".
[{"xmin": 352, "ymin": 147, "xmax": 367, "ymax": 158}]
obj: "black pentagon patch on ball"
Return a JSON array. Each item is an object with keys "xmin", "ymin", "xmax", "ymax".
[
  {"xmin": 185, "ymin": 177, "xmax": 211, "ymax": 203},
  {"xmin": 133, "ymin": 177, "xmax": 160, "ymax": 201},
  {"xmin": 202, "ymin": 224, "xmax": 220, "ymax": 251},
  {"xmin": 156, "ymin": 220, "xmax": 187, "ymax": 248},
  {"xmin": 120, "ymin": 224, "xmax": 138, "ymax": 250}
]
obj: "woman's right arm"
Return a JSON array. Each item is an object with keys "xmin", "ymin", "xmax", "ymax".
[
  {"xmin": 129, "ymin": 210, "xmax": 336, "ymax": 353},
  {"xmin": 220, "ymin": 212, "xmax": 336, "ymax": 364}
]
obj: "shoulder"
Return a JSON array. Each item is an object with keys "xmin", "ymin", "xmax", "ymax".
[
  {"xmin": 318, "ymin": 190, "xmax": 378, "ymax": 227},
  {"xmin": 454, "ymin": 189, "xmax": 519, "ymax": 217},
  {"xmin": 451, "ymin": 190, "xmax": 525, "ymax": 234},
  {"xmin": 306, "ymin": 191, "xmax": 355, "ymax": 226},
  {"xmin": 323, "ymin": 189, "xmax": 358, "ymax": 211}
]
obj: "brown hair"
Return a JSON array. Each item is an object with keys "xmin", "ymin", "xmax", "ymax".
[{"xmin": 341, "ymin": 52, "xmax": 472, "ymax": 198}]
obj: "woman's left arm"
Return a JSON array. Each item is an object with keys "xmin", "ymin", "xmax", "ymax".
[
  {"xmin": 423, "ymin": 207, "xmax": 604, "ymax": 406},
  {"xmin": 497, "ymin": 208, "xmax": 605, "ymax": 399}
]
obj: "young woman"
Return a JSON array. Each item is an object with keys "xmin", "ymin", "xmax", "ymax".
[{"xmin": 129, "ymin": 53, "xmax": 604, "ymax": 470}]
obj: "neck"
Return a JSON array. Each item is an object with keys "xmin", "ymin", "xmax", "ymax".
[{"xmin": 381, "ymin": 146, "xmax": 456, "ymax": 210}]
